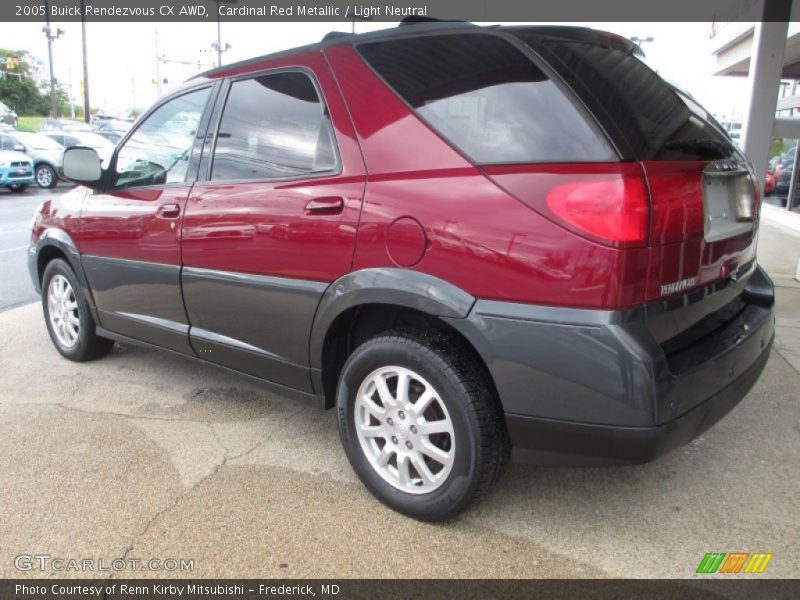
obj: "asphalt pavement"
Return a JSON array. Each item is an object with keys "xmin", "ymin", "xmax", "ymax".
[
  {"xmin": 0, "ymin": 185, "xmax": 71, "ymax": 311},
  {"xmin": 0, "ymin": 191, "xmax": 798, "ymax": 579}
]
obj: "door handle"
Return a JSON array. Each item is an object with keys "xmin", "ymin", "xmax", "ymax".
[
  {"xmin": 156, "ymin": 203, "xmax": 181, "ymax": 218},
  {"xmin": 305, "ymin": 196, "xmax": 344, "ymax": 215}
]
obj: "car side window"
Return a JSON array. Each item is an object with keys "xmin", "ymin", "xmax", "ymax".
[
  {"xmin": 210, "ymin": 71, "xmax": 338, "ymax": 181},
  {"xmin": 114, "ymin": 87, "xmax": 210, "ymax": 189}
]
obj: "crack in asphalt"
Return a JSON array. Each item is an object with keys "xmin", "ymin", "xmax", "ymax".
[
  {"xmin": 111, "ymin": 423, "xmax": 277, "ymax": 573},
  {"xmin": 33, "ymin": 401, "xmax": 278, "ymax": 575},
  {"xmin": 51, "ymin": 402, "xmax": 217, "ymax": 425}
]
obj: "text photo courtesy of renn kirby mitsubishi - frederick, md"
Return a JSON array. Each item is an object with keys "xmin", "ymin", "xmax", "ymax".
[{"xmin": 0, "ymin": 0, "xmax": 799, "ymax": 598}]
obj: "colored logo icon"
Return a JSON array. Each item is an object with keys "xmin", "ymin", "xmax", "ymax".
[{"xmin": 697, "ymin": 552, "xmax": 773, "ymax": 574}]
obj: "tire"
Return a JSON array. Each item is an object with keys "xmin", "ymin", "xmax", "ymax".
[
  {"xmin": 35, "ymin": 164, "xmax": 57, "ymax": 188},
  {"xmin": 8, "ymin": 184, "xmax": 28, "ymax": 193},
  {"xmin": 41, "ymin": 258, "xmax": 113, "ymax": 362},
  {"xmin": 337, "ymin": 329, "xmax": 509, "ymax": 521}
]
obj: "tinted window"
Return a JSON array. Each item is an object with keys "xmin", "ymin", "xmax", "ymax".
[
  {"xmin": 211, "ymin": 72, "xmax": 338, "ymax": 181},
  {"xmin": 114, "ymin": 87, "xmax": 210, "ymax": 189},
  {"xmin": 510, "ymin": 32, "xmax": 738, "ymax": 161},
  {"xmin": 358, "ymin": 33, "xmax": 614, "ymax": 164}
]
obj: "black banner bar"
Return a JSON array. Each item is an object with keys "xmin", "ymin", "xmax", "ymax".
[
  {"xmin": 3, "ymin": 579, "xmax": 800, "ymax": 600},
  {"xmin": 1, "ymin": 0, "xmax": 796, "ymax": 23}
]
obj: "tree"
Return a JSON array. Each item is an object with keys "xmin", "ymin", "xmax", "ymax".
[{"xmin": 0, "ymin": 49, "xmax": 70, "ymax": 116}]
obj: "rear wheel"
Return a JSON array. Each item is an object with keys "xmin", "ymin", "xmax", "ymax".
[
  {"xmin": 42, "ymin": 258, "xmax": 113, "ymax": 361},
  {"xmin": 337, "ymin": 330, "xmax": 509, "ymax": 521}
]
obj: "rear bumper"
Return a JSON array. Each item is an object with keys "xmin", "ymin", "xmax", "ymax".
[
  {"xmin": 446, "ymin": 266, "xmax": 775, "ymax": 465},
  {"xmin": 507, "ymin": 340, "xmax": 771, "ymax": 465}
]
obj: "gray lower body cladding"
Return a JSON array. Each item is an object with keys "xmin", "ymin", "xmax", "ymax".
[{"xmin": 446, "ymin": 266, "xmax": 775, "ymax": 465}]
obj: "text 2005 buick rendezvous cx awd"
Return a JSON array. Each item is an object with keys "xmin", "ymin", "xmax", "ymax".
[{"xmin": 29, "ymin": 21, "xmax": 775, "ymax": 520}]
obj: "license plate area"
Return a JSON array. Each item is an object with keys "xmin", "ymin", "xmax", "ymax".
[{"xmin": 702, "ymin": 168, "xmax": 754, "ymax": 243}]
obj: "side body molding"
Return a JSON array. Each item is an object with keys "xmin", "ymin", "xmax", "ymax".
[{"xmin": 308, "ymin": 268, "xmax": 476, "ymax": 381}]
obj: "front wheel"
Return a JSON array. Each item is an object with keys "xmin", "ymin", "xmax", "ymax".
[
  {"xmin": 35, "ymin": 164, "xmax": 57, "ymax": 188},
  {"xmin": 337, "ymin": 330, "xmax": 509, "ymax": 521},
  {"xmin": 42, "ymin": 258, "xmax": 113, "ymax": 361}
]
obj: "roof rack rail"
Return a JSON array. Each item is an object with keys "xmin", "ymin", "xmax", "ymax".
[
  {"xmin": 322, "ymin": 31, "xmax": 351, "ymax": 41},
  {"xmin": 399, "ymin": 16, "xmax": 462, "ymax": 26}
]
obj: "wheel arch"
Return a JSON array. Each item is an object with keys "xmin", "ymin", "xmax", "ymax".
[
  {"xmin": 34, "ymin": 229, "xmax": 95, "ymax": 311},
  {"xmin": 33, "ymin": 160, "xmax": 56, "ymax": 171},
  {"xmin": 309, "ymin": 269, "xmax": 501, "ymax": 409}
]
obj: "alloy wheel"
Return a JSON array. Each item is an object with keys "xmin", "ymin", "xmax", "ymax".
[
  {"xmin": 36, "ymin": 166, "xmax": 53, "ymax": 187},
  {"xmin": 47, "ymin": 274, "xmax": 80, "ymax": 348},
  {"xmin": 354, "ymin": 366, "xmax": 455, "ymax": 494}
]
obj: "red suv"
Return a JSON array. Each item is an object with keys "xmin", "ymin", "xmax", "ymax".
[{"xmin": 30, "ymin": 22, "xmax": 774, "ymax": 520}]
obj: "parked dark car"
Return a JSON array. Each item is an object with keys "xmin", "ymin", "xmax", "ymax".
[
  {"xmin": 40, "ymin": 118, "xmax": 93, "ymax": 133},
  {"xmin": 772, "ymin": 146, "xmax": 800, "ymax": 206},
  {"xmin": 29, "ymin": 22, "xmax": 774, "ymax": 521},
  {"xmin": 0, "ymin": 101, "xmax": 18, "ymax": 127}
]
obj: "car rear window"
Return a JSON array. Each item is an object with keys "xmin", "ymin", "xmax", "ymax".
[
  {"xmin": 508, "ymin": 31, "xmax": 737, "ymax": 161},
  {"xmin": 357, "ymin": 33, "xmax": 615, "ymax": 165}
]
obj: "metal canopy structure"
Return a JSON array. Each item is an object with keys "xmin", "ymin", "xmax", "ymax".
[{"xmin": 710, "ymin": 0, "xmax": 797, "ymax": 208}]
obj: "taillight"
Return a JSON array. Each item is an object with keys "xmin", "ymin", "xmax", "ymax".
[
  {"xmin": 482, "ymin": 163, "xmax": 650, "ymax": 248},
  {"xmin": 644, "ymin": 162, "xmax": 705, "ymax": 245},
  {"xmin": 545, "ymin": 170, "xmax": 649, "ymax": 248}
]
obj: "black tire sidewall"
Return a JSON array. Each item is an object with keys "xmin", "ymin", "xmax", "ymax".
[
  {"xmin": 42, "ymin": 259, "xmax": 95, "ymax": 360},
  {"xmin": 337, "ymin": 336, "xmax": 482, "ymax": 520}
]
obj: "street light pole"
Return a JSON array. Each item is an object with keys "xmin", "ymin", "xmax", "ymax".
[
  {"xmin": 155, "ymin": 29, "xmax": 163, "ymax": 96},
  {"xmin": 42, "ymin": 0, "xmax": 64, "ymax": 118},
  {"xmin": 630, "ymin": 35, "xmax": 654, "ymax": 55},
  {"xmin": 81, "ymin": 0, "xmax": 91, "ymax": 123},
  {"xmin": 212, "ymin": 0, "xmax": 236, "ymax": 67},
  {"xmin": 216, "ymin": 11, "xmax": 222, "ymax": 67},
  {"xmin": 46, "ymin": 30, "xmax": 57, "ymax": 118}
]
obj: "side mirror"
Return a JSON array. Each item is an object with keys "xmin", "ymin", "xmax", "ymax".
[
  {"xmin": 13, "ymin": 144, "xmax": 24, "ymax": 152},
  {"xmin": 62, "ymin": 146, "xmax": 103, "ymax": 187}
]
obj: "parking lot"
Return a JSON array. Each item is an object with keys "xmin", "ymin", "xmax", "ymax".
[{"xmin": 0, "ymin": 190, "xmax": 798, "ymax": 579}]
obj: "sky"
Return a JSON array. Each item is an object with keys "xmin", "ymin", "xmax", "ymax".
[{"xmin": 0, "ymin": 20, "xmax": 752, "ymax": 120}]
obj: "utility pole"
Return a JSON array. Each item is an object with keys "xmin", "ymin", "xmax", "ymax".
[
  {"xmin": 216, "ymin": 13, "xmax": 222, "ymax": 67},
  {"xmin": 155, "ymin": 29, "xmax": 163, "ymax": 96},
  {"xmin": 212, "ymin": 0, "xmax": 236, "ymax": 67},
  {"xmin": 42, "ymin": 0, "xmax": 65, "ymax": 118},
  {"xmin": 81, "ymin": 0, "xmax": 91, "ymax": 123},
  {"xmin": 68, "ymin": 67, "xmax": 75, "ymax": 119}
]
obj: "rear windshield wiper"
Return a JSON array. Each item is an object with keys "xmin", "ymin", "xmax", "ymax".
[{"xmin": 662, "ymin": 138, "xmax": 733, "ymax": 159}]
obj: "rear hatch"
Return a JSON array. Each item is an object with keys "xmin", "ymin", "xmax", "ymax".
[{"xmin": 504, "ymin": 27, "xmax": 759, "ymax": 307}]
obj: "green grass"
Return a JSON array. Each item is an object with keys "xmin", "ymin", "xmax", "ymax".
[{"xmin": 16, "ymin": 115, "xmax": 44, "ymax": 132}]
